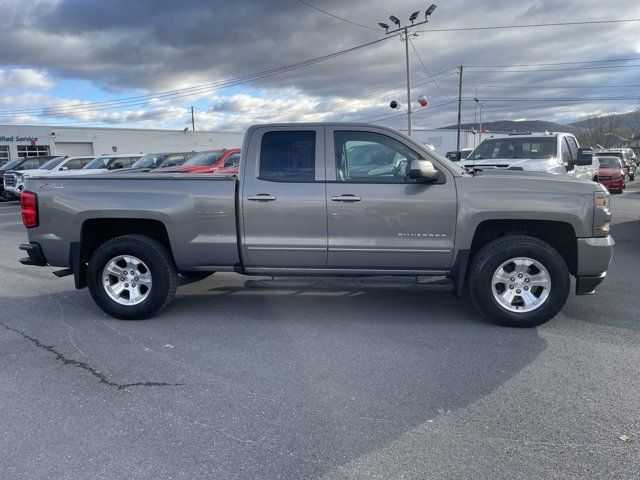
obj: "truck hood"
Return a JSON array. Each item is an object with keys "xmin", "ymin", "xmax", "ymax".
[
  {"xmin": 462, "ymin": 157, "xmax": 561, "ymax": 173},
  {"xmin": 469, "ymin": 168, "xmax": 604, "ymax": 191}
]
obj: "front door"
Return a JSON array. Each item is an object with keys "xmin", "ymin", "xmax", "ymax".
[
  {"xmin": 326, "ymin": 127, "xmax": 457, "ymax": 271},
  {"xmin": 241, "ymin": 127, "xmax": 327, "ymax": 269}
]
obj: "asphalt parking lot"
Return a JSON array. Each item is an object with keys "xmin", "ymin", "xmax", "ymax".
[{"xmin": 0, "ymin": 186, "xmax": 639, "ymax": 480}]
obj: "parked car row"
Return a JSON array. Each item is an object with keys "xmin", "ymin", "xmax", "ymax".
[
  {"xmin": 444, "ymin": 133, "xmax": 639, "ymax": 194},
  {"xmin": 595, "ymin": 147, "xmax": 638, "ymax": 194},
  {"xmin": 1, "ymin": 148, "xmax": 242, "ymax": 200}
]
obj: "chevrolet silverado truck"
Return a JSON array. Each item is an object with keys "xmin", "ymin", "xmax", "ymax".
[
  {"xmin": 19, "ymin": 123, "xmax": 614, "ymax": 327},
  {"xmin": 464, "ymin": 132, "xmax": 599, "ymax": 181}
]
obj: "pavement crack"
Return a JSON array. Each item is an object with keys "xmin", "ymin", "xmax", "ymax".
[{"xmin": 0, "ymin": 320, "xmax": 184, "ymax": 390}]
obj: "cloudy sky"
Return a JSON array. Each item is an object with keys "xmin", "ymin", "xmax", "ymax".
[{"xmin": 1, "ymin": 0, "xmax": 639, "ymax": 132}]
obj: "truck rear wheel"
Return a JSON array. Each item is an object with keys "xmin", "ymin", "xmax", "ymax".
[
  {"xmin": 469, "ymin": 235, "xmax": 570, "ymax": 327},
  {"xmin": 87, "ymin": 235, "xmax": 178, "ymax": 320}
]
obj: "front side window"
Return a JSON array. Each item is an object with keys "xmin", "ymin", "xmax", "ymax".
[
  {"xmin": 133, "ymin": 153, "xmax": 164, "ymax": 168},
  {"xmin": 560, "ymin": 139, "xmax": 571, "ymax": 162},
  {"xmin": 334, "ymin": 131, "xmax": 419, "ymax": 183},
  {"xmin": 63, "ymin": 159, "xmax": 85, "ymax": 170},
  {"xmin": 163, "ymin": 154, "xmax": 186, "ymax": 167},
  {"xmin": 223, "ymin": 153, "xmax": 240, "ymax": 168},
  {"xmin": 185, "ymin": 151, "xmax": 224, "ymax": 166},
  {"xmin": 84, "ymin": 157, "xmax": 112, "ymax": 169},
  {"xmin": 40, "ymin": 157, "xmax": 66, "ymax": 170},
  {"xmin": 260, "ymin": 131, "xmax": 315, "ymax": 181}
]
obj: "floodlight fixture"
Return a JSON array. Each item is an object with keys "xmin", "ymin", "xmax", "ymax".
[
  {"xmin": 378, "ymin": 22, "xmax": 389, "ymax": 31},
  {"xmin": 426, "ymin": 4, "xmax": 437, "ymax": 17},
  {"xmin": 409, "ymin": 11, "xmax": 420, "ymax": 23},
  {"xmin": 389, "ymin": 15, "xmax": 401, "ymax": 26}
]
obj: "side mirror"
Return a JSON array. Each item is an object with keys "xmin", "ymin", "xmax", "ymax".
[
  {"xmin": 572, "ymin": 148, "xmax": 594, "ymax": 167},
  {"xmin": 447, "ymin": 151, "xmax": 461, "ymax": 162},
  {"xmin": 408, "ymin": 159, "xmax": 440, "ymax": 182}
]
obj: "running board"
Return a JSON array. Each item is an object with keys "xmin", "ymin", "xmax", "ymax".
[
  {"xmin": 244, "ymin": 276, "xmax": 454, "ymax": 291},
  {"xmin": 52, "ymin": 268, "xmax": 73, "ymax": 278}
]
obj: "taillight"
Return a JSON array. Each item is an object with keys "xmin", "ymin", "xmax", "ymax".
[{"xmin": 20, "ymin": 191, "xmax": 38, "ymax": 228}]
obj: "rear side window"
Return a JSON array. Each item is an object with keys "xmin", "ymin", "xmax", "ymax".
[{"xmin": 260, "ymin": 131, "xmax": 315, "ymax": 181}]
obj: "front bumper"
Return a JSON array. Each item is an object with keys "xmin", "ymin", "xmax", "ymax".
[
  {"xmin": 599, "ymin": 178, "xmax": 624, "ymax": 191},
  {"xmin": 575, "ymin": 236, "xmax": 614, "ymax": 295}
]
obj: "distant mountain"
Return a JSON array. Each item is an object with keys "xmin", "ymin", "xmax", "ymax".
[
  {"xmin": 441, "ymin": 110, "xmax": 640, "ymax": 137},
  {"xmin": 441, "ymin": 119, "xmax": 581, "ymax": 135},
  {"xmin": 568, "ymin": 110, "xmax": 639, "ymax": 132}
]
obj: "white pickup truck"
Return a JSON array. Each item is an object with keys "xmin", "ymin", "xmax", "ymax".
[{"xmin": 463, "ymin": 132, "xmax": 599, "ymax": 182}]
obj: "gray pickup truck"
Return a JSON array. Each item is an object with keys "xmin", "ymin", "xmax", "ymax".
[{"xmin": 19, "ymin": 123, "xmax": 614, "ymax": 327}]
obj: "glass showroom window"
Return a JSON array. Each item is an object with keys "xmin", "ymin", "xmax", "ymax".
[
  {"xmin": 17, "ymin": 145, "xmax": 50, "ymax": 157},
  {"xmin": 0, "ymin": 146, "xmax": 9, "ymax": 164}
]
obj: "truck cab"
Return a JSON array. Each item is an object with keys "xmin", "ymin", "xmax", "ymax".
[{"xmin": 464, "ymin": 132, "xmax": 598, "ymax": 182}]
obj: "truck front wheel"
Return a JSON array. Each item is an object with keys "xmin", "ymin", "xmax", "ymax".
[
  {"xmin": 87, "ymin": 235, "xmax": 178, "ymax": 320},
  {"xmin": 469, "ymin": 235, "xmax": 570, "ymax": 327}
]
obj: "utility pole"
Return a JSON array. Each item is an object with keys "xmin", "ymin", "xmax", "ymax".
[
  {"xmin": 191, "ymin": 106, "xmax": 195, "ymax": 131},
  {"xmin": 456, "ymin": 65, "xmax": 463, "ymax": 151},
  {"xmin": 378, "ymin": 4, "xmax": 438, "ymax": 137}
]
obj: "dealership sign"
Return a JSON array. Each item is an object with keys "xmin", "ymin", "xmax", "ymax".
[{"xmin": 0, "ymin": 135, "xmax": 39, "ymax": 142}]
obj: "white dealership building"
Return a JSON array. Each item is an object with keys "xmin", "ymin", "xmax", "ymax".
[{"xmin": 0, "ymin": 124, "xmax": 245, "ymax": 163}]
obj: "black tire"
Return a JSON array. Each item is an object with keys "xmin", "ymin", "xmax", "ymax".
[
  {"xmin": 179, "ymin": 271, "xmax": 214, "ymax": 281},
  {"xmin": 469, "ymin": 235, "xmax": 570, "ymax": 328},
  {"xmin": 87, "ymin": 235, "xmax": 178, "ymax": 320}
]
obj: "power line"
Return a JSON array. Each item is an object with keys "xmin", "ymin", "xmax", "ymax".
[
  {"xmin": 295, "ymin": 0, "xmax": 379, "ymax": 30},
  {"xmin": 408, "ymin": 38, "xmax": 452, "ymax": 99},
  {"xmin": 465, "ymin": 63, "xmax": 640, "ymax": 74},
  {"xmin": 465, "ymin": 56, "xmax": 640, "ymax": 68},
  {"xmin": 415, "ymin": 18, "xmax": 640, "ymax": 33},
  {"xmin": 466, "ymin": 84, "xmax": 640, "ymax": 90}
]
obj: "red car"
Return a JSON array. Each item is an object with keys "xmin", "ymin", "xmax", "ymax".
[
  {"xmin": 157, "ymin": 148, "xmax": 240, "ymax": 174},
  {"xmin": 597, "ymin": 155, "xmax": 626, "ymax": 193}
]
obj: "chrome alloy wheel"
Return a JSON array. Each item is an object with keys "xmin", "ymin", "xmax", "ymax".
[
  {"xmin": 102, "ymin": 255, "xmax": 152, "ymax": 306},
  {"xmin": 491, "ymin": 257, "xmax": 551, "ymax": 313}
]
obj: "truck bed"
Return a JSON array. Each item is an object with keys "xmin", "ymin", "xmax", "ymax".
[{"xmin": 25, "ymin": 173, "xmax": 240, "ymax": 271}]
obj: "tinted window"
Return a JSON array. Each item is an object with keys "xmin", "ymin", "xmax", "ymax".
[
  {"xmin": 40, "ymin": 157, "xmax": 66, "ymax": 170},
  {"xmin": 334, "ymin": 131, "xmax": 419, "ymax": 183},
  {"xmin": 64, "ymin": 159, "xmax": 85, "ymax": 170},
  {"xmin": 566, "ymin": 137, "xmax": 579, "ymax": 159},
  {"xmin": 20, "ymin": 159, "xmax": 40, "ymax": 170},
  {"xmin": 260, "ymin": 131, "xmax": 315, "ymax": 181},
  {"xmin": 185, "ymin": 151, "xmax": 224, "ymax": 166},
  {"xmin": 470, "ymin": 137, "xmax": 556, "ymax": 160},
  {"xmin": 223, "ymin": 153, "xmax": 240, "ymax": 168},
  {"xmin": 163, "ymin": 154, "xmax": 186, "ymax": 167},
  {"xmin": 85, "ymin": 157, "xmax": 112, "ymax": 169}
]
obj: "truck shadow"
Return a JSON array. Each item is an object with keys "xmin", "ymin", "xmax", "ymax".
[{"xmin": 158, "ymin": 283, "xmax": 548, "ymax": 477}]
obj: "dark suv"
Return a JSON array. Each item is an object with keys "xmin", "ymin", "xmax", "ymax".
[{"xmin": 0, "ymin": 156, "xmax": 58, "ymax": 200}]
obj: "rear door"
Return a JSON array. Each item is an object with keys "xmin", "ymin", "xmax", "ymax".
[
  {"xmin": 325, "ymin": 127, "xmax": 457, "ymax": 271},
  {"xmin": 240, "ymin": 127, "xmax": 327, "ymax": 269}
]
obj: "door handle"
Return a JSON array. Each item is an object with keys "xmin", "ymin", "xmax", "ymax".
[
  {"xmin": 247, "ymin": 194, "xmax": 277, "ymax": 201},
  {"xmin": 331, "ymin": 194, "xmax": 362, "ymax": 202}
]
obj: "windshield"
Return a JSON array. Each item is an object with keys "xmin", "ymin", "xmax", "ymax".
[
  {"xmin": 184, "ymin": 151, "xmax": 224, "ymax": 166},
  {"xmin": 133, "ymin": 153, "xmax": 166, "ymax": 168},
  {"xmin": 1, "ymin": 158, "xmax": 23, "ymax": 170},
  {"xmin": 40, "ymin": 157, "xmax": 67, "ymax": 170},
  {"xmin": 469, "ymin": 137, "xmax": 557, "ymax": 160},
  {"xmin": 597, "ymin": 157, "xmax": 622, "ymax": 168},
  {"xmin": 84, "ymin": 157, "xmax": 113, "ymax": 169}
]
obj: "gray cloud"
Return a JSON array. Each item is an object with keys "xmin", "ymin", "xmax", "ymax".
[{"xmin": 1, "ymin": 0, "xmax": 640, "ymax": 129}]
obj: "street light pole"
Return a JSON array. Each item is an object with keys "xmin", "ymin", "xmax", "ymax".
[
  {"xmin": 379, "ymin": 4, "xmax": 437, "ymax": 137},
  {"xmin": 404, "ymin": 27, "xmax": 412, "ymax": 136}
]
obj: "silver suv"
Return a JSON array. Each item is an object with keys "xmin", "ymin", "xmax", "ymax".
[{"xmin": 464, "ymin": 132, "xmax": 598, "ymax": 182}]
